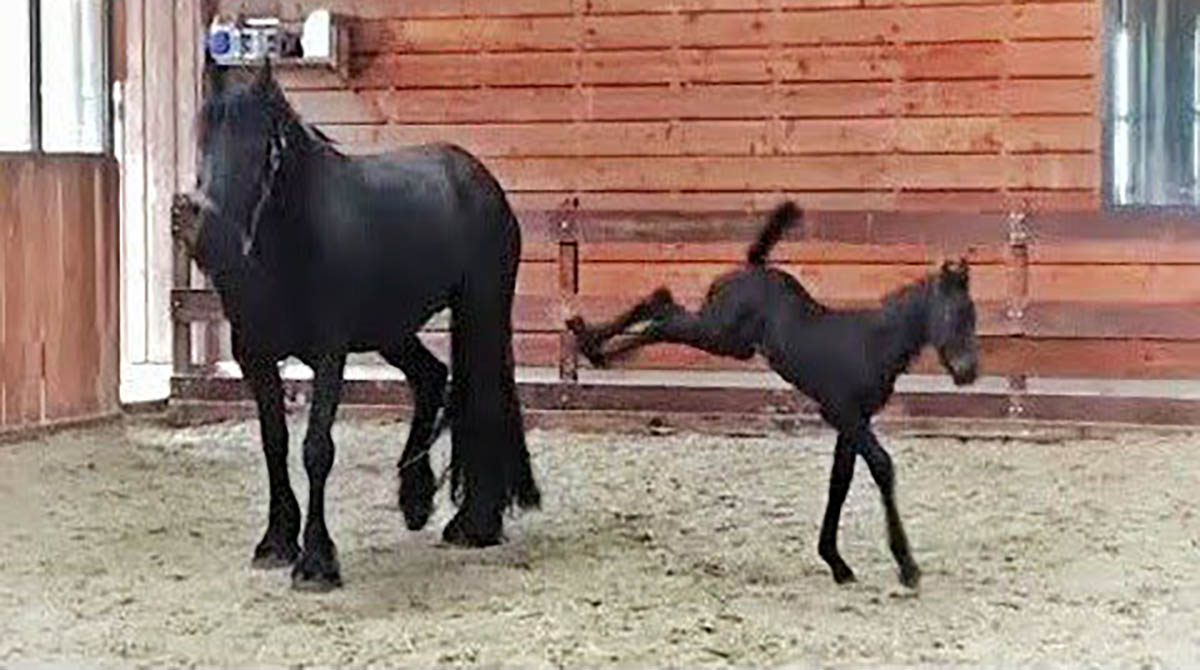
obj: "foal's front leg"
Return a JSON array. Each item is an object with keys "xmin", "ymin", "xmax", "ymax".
[
  {"xmin": 292, "ymin": 352, "xmax": 347, "ymax": 591},
  {"xmin": 243, "ymin": 358, "xmax": 301, "ymax": 568},
  {"xmin": 818, "ymin": 431, "xmax": 858, "ymax": 584}
]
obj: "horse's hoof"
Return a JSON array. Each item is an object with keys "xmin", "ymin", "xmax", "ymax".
[
  {"xmin": 291, "ymin": 573, "xmax": 342, "ymax": 593},
  {"xmin": 441, "ymin": 512, "xmax": 504, "ymax": 548},
  {"xmin": 251, "ymin": 553, "xmax": 296, "ymax": 570},
  {"xmin": 251, "ymin": 535, "xmax": 300, "ymax": 570},
  {"xmin": 899, "ymin": 564, "xmax": 921, "ymax": 590},
  {"xmin": 399, "ymin": 467, "xmax": 437, "ymax": 531},
  {"xmin": 831, "ymin": 566, "xmax": 857, "ymax": 585},
  {"xmin": 291, "ymin": 548, "xmax": 342, "ymax": 591}
]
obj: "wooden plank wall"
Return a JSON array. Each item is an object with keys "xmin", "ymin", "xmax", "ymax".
[
  {"xmin": 195, "ymin": 0, "xmax": 1111, "ymax": 376},
  {"xmin": 169, "ymin": 207, "xmax": 1200, "ymax": 427},
  {"xmin": 222, "ymin": 0, "xmax": 1100, "ymax": 213},
  {"xmin": 166, "ymin": 1, "xmax": 1200, "ymax": 424},
  {"xmin": 1, "ymin": 156, "xmax": 122, "ymax": 435},
  {"xmin": 563, "ymin": 210, "xmax": 1200, "ymax": 383}
]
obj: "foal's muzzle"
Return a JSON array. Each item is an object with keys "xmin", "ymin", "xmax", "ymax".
[{"xmin": 948, "ymin": 355, "xmax": 979, "ymax": 386}]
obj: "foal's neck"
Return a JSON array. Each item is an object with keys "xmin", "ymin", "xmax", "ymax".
[{"xmin": 875, "ymin": 280, "xmax": 932, "ymax": 382}]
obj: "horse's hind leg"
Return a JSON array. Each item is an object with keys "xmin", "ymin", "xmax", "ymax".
[
  {"xmin": 566, "ymin": 287, "xmax": 675, "ymax": 367},
  {"xmin": 381, "ymin": 335, "xmax": 447, "ymax": 531},
  {"xmin": 860, "ymin": 428, "xmax": 920, "ymax": 588}
]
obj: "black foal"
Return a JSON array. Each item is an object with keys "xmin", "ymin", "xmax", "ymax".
[{"xmin": 566, "ymin": 202, "xmax": 980, "ymax": 588}]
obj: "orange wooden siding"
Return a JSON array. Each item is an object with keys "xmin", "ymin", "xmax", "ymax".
[
  {"xmin": 1, "ymin": 156, "xmax": 122, "ymax": 435},
  {"xmin": 188, "ymin": 1, "xmax": 1172, "ymax": 388},
  {"xmin": 218, "ymin": 0, "xmax": 1100, "ymax": 213}
]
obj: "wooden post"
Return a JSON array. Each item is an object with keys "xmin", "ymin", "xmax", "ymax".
[
  {"xmin": 170, "ymin": 193, "xmax": 197, "ymax": 375},
  {"xmin": 557, "ymin": 209, "xmax": 579, "ymax": 384},
  {"xmin": 1005, "ymin": 210, "xmax": 1030, "ymax": 419}
]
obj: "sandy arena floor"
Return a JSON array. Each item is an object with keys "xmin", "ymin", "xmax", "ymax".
[{"xmin": 1, "ymin": 416, "xmax": 1198, "ymax": 668}]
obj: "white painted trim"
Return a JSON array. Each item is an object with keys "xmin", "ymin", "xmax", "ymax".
[{"xmin": 118, "ymin": 1, "xmax": 202, "ymax": 368}]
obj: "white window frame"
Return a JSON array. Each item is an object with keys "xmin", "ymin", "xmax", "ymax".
[{"xmin": 6, "ymin": 0, "xmax": 114, "ymax": 155}]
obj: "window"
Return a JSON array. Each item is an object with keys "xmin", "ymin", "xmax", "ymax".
[
  {"xmin": 41, "ymin": 0, "xmax": 107, "ymax": 152},
  {"xmin": 0, "ymin": 1, "xmax": 33, "ymax": 151},
  {"xmin": 0, "ymin": 0, "xmax": 109, "ymax": 154},
  {"xmin": 1108, "ymin": 0, "xmax": 1200, "ymax": 206}
]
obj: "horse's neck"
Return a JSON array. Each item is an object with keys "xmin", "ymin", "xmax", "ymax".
[
  {"xmin": 875, "ymin": 283, "xmax": 930, "ymax": 382},
  {"xmin": 283, "ymin": 118, "xmax": 335, "ymax": 156}
]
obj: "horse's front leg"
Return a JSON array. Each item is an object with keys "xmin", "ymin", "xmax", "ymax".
[
  {"xmin": 242, "ymin": 357, "xmax": 301, "ymax": 568},
  {"xmin": 292, "ymin": 352, "xmax": 347, "ymax": 591}
]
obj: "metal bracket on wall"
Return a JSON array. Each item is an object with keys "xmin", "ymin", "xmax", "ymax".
[
  {"xmin": 556, "ymin": 204, "xmax": 580, "ymax": 386},
  {"xmin": 1005, "ymin": 210, "xmax": 1031, "ymax": 419}
]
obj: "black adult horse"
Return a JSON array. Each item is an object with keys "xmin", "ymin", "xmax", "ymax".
[
  {"xmin": 568, "ymin": 202, "xmax": 979, "ymax": 588},
  {"xmin": 189, "ymin": 60, "xmax": 539, "ymax": 591}
]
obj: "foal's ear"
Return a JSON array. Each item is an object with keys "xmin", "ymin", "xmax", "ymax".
[{"xmin": 941, "ymin": 257, "xmax": 970, "ymax": 288}]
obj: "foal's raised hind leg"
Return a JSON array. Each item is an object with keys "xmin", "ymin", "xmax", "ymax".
[
  {"xmin": 382, "ymin": 335, "xmax": 447, "ymax": 531},
  {"xmin": 242, "ymin": 357, "xmax": 301, "ymax": 569},
  {"xmin": 566, "ymin": 288, "xmax": 674, "ymax": 367},
  {"xmin": 292, "ymin": 352, "xmax": 347, "ymax": 591},
  {"xmin": 860, "ymin": 429, "xmax": 920, "ymax": 588},
  {"xmin": 594, "ymin": 295, "xmax": 756, "ymax": 365}
]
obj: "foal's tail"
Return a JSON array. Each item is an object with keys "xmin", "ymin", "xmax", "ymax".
[{"xmin": 747, "ymin": 201, "xmax": 801, "ymax": 266}]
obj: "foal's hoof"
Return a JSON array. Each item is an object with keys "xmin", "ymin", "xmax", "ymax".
[
  {"xmin": 647, "ymin": 287, "xmax": 675, "ymax": 309},
  {"xmin": 441, "ymin": 512, "xmax": 504, "ymax": 548},
  {"xmin": 565, "ymin": 315, "xmax": 587, "ymax": 335},
  {"xmin": 291, "ymin": 549, "xmax": 342, "ymax": 592},
  {"xmin": 565, "ymin": 318, "xmax": 608, "ymax": 369},
  {"xmin": 251, "ymin": 536, "xmax": 300, "ymax": 570},
  {"xmin": 899, "ymin": 564, "xmax": 921, "ymax": 590},
  {"xmin": 399, "ymin": 466, "xmax": 437, "ymax": 531}
]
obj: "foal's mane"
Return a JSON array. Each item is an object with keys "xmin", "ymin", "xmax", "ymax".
[{"xmin": 878, "ymin": 273, "xmax": 934, "ymax": 319}]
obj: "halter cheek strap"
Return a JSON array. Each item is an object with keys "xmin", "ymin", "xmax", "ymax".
[{"xmin": 241, "ymin": 131, "xmax": 285, "ymax": 257}]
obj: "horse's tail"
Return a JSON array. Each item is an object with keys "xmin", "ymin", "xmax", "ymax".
[
  {"xmin": 445, "ymin": 179, "xmax": 540, "ymax": 542},
  {"xmin": 747, "ymin": 201, "xmax": 801, "ymax": 266}
]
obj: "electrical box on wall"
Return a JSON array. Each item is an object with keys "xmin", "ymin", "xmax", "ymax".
[{"xmin": 207, "ymin": 9, "xmax": 349, "ymax": 79}]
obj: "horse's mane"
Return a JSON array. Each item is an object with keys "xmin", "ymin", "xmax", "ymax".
[
  {"xmin": 198, "ymin": 71, "xmax": 341, "ymax": 156},
  {"xmin": 265, "ymin": 86, "xmax": 341, "ymax": 155}
]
